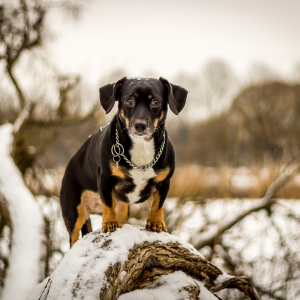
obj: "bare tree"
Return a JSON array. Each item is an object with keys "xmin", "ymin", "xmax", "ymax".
[
  {"xmin": 0, "ymin": 0, "xmax": 99, "ymax": 295},
  {"xmin": 202, "ymin": 59, "xmax": 237, "ymax": 113}
]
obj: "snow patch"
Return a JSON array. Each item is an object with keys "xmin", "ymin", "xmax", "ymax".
[
  {"xmin": 29, "ymin": 225, "xmax": 204, "ymax": 299},
  {"xmin": 119, "ymin": 271, "xmax": 218, "ymax": 300},
  {"xmin": 213, "ymin": 272, "xmax": 234, "ymax": 287},
  {"xmin": 0, "ymin": 124, "xmax": 43, "ymax": 300}
]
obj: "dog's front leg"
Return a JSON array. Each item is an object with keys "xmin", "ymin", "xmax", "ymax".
[
  {"xmin": 99, "ymin": 176, "xmax": 122, "ymax": 233},
  {"xmin": 146, "ymin": 180, "xmax": 170, "ymax": 232}
]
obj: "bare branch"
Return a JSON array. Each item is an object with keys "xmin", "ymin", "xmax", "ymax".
[
  {"xmin": 6, "ymin": 67, "xmax": 27, "ymax": 109},
  {"xmin": 12, "ymin": 101, "xmax": 34, "ymax": 134},
  {"xmin": 29, "ymin": 108, "xmax": 96, "ymax": 127},
  {"xmin": 212, "ymin": 276, "xmax": 259, "ymax": 300},
  {"xmin": 192, "ymin": 164, "xmax": 300, "ymax": 249}
]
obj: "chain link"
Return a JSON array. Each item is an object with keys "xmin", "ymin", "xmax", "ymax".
[{"xmin": 111, "ymin": 126, "xmax": 166, "ymax": 171}]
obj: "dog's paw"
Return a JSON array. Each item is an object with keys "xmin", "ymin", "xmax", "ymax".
[
  {"xmin": 145, "ymin": 220, "xmax": 167, "ymax": 232},
  {"xmin": 102, "ymin": 221, "xmax": 122, "ymax": 233}
]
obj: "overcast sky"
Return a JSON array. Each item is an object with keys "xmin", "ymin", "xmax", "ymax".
[{"xmin": 47, "ymin": 0, "xmax": 300, "ymax": 84}]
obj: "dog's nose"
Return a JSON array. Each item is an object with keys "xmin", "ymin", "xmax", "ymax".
[{"xmin": 134, "ymin": 120, "xmax": 147, "ymax": 133}]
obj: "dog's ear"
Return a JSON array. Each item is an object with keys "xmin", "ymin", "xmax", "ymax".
[
  {"xmin": 99, "ymin": 77, "xmax": 127, "ymax": 114},
  {"xmin": 159, "ymin": 77, "xmax": 188, "ymax": 115}
]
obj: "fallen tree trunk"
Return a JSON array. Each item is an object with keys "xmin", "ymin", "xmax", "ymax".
[{"xmin": 29, "ymin": 225, "xmax": 258, "ymax": 300}]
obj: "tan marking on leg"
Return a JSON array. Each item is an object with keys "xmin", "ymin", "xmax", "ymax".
[
  {"xmin": 71, "ymin": 199, "xmax": 89, "ymax": 247},
  {"xmin": 154, "ymin": 167, "xmax": 170, "ymax": 184},
  {"xmin": 115, "ymin": 200, "xmax": 129, "ymax": 225},
  {"xmin": 71, "ymin": 190, "xmax": 103, "ymax": 247},
  {"xmin": 110, "ymin": 161, "xmax": 127, "ymax": 179},
  {"xmin": 146, "ymin": 191, "xmax": 167, "ymax": 232},
  {"xmin": 102, "ymin": 192, "xmax": 122, "ymax": 233}
]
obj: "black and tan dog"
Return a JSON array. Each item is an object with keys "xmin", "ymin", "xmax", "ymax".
[{"xmin": 60, "ymin": 77, "xmax": 188, "ymax": 246}]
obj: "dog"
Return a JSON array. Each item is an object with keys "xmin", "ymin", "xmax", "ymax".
[{"xmin": 60, "ymin": 77, "xmax": 188, "ymax": 246}]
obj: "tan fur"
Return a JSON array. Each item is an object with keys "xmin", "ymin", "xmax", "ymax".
[
  {"xmin": 146, "ymin": 191, "xmax": 167, "ymax": 232},
  {"xmin": 102, "ymin": 192, "xmax": 122, "ymax": 232},
  {"xmin": 82, "ymin": 190, "xmax": 102, "ymax": 215},
  {"xmin": 115, "ymin": 200, "xmax": 129, "ymax": 225},
  {"xmin": 154, "ymin": 111, "xmax": 165, "ymax": 127},
  {"xmin": 110, "ymin": 161, "xmax": 127, "ymax": 179},
  {"xmin": 71, "ymin": 190, "xmax": 103, "ymax": 246},
  {"xmin": 71, "ymin": 189, "xmax": 128, "ymax": 246},
  {"xmin": 71, "ymin": 199, "xmax": 89, "ymax": 246},
  {"xmin": 120, "ymin": 109, "xmax": 129, "ymax": 126},
  {"xmin": 159, "ymin": 111, "xmax": 165, "ymax": 121},
  {"xmin": 148, "ymin": 95, "xmax": 153, "ymax": 99},
  {"xmin": 154, "ymin": 167, "xmax": 170, "ymax": 183}
]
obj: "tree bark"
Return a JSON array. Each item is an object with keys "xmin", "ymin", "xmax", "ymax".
[
  {"xmin": 100, "ymin": 240, "xmax": 258, "ymax": 300},
  {"xmin": 30, "ymin": 225, "xmax": 258, "ymax": 300}
]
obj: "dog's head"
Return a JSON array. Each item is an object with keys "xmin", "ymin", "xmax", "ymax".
[{"xmin": 99, "ymin": 77, "xmax": 188, "ymax": 137}]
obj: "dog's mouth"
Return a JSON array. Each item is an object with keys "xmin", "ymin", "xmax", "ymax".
[{"xmin": 128, "ymin": 126, "xmax": 155, "ymax": 140}]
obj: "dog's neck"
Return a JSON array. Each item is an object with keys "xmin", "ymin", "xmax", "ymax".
[{"xmin": 115, "ymin": 114, "xmax": 165, "ymax": 167}]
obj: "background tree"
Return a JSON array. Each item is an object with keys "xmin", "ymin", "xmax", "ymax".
[{"xmin": 0, "ymin": 1, "xmax": 100, "ymax": 298}]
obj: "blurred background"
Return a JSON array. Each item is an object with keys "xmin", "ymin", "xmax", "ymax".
[{"xmin": 0, "ymin": 0, "xmax": 300, "ymax": 299}]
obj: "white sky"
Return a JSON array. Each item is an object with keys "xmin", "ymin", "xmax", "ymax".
[{"xmin": 46, "ymin": 0, "xmax": 300, "ymax": 84}]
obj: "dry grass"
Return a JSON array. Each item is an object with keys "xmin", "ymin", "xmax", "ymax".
[{"xmin": 168, "ymin": 164, "xmax": 300, "ymax": 199}]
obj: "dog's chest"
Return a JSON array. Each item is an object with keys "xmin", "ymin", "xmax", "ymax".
[{"xmin": 127, "ymin": 136, "xmax": 156, "ymax": 203}]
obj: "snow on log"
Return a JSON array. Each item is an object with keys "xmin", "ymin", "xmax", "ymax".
[
  {"xmin": 0, "ymin": 124, "xmax": 43, "ymax": 300},
  {"xmin": 29, "ymin": 225, "xmax": 258, "ymax": 300}
]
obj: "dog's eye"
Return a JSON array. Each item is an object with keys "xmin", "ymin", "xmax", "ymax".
[
  {"xmin": 151, "ymin": 99, "xmax": 161, "ymax": 107},
  {"xmin": 124, "ymin": 98, "xmax": 135, "ymax": 107}
]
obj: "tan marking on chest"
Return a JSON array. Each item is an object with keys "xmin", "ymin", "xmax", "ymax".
[
  {"xmin": 154, "ymin": 167, "xmax": 170, "ymax": 183},
  {"xmin": 110, "ymin": 161, "xmax": 127, "ymax": 179}
]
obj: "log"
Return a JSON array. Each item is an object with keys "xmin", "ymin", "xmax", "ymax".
[{"xmin": 29, "ymin": 225, "xmax": 258, "ymax": 300}]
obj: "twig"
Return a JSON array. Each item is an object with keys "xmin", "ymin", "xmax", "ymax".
[
  {"xmin": 212, "ymin": 276, "xmax": 259, "ymax": 300},
  {"xmin": 192, "ymin": 164, "xmax": 300, "ymax": 249},
  {"xmin": 12, "ymin": 102, "xmax": 34, "ymax": 135}
]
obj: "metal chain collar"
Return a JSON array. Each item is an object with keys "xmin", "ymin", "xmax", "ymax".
[{"xmin": 111, "ymin": 126, "xmax": 166, "ymax": 171}]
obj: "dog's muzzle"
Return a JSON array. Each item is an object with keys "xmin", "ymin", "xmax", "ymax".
[{"xmin": 134, "ymin": 120, "xmax": 147, "ymax": 133}]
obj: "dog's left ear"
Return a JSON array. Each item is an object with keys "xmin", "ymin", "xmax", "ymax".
[
  {"xmin": 159, "ymin": 77, "xmax": 188, "ymax": 115},
  {"xmin": 99, "ymin": 77, "xmax": 127, "ymax": 114}
]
